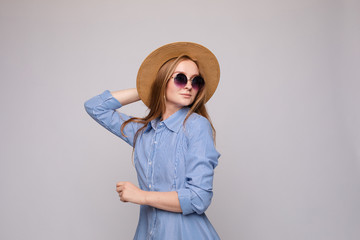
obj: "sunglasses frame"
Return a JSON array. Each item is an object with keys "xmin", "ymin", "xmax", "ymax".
[{"xmin": 171, "ymin": 73, "xmax": 205, "ymax": 91}]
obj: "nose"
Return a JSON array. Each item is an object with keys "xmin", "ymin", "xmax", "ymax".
[{"xmin": 184, "ymin": 78, "xmax": 193, "ymax": 90}]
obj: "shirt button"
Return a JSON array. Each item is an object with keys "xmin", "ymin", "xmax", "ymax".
[
  {"xmin": 149, "ymin": 184, "xmax": 152, "ymax": 188},
  {"xmin": 154, "ymin": 141, "xmax": 157, "ymax": 144},
  {"xmin": 149, "ymin": 161, "xmax": 152, "ymax": 165}
]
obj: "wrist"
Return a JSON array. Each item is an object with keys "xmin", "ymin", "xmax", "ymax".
[{"xmin": 141, "ymin": 190, "xmax": 149, "ymax": 205}]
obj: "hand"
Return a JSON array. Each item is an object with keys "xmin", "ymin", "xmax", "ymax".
[{"xmin": 116, "ymin": 181, "xmax": 146, "ymax": 205}]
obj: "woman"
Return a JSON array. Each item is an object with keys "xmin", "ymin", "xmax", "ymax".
[{"xmin": 84, "ymin": 42, "xmax": 221, "ymax": 239}]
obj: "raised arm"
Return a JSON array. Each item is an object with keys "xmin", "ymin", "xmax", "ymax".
[
  {"xmin": 84, "ymin": 89, "xmax": 142, "ymax": 146},
  {"xmin": 110, "ymin": 88, "xmax": 140, "ymax": 106}
]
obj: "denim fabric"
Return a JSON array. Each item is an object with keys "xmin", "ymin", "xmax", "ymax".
[{"xmin": 84, "ymin": 90, "xmax": 221, "ymax": 240}]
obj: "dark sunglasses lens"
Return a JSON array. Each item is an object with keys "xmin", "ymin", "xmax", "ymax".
[
  {"xmin": 192, "ymin": 76, "xmax": 204, "ymax": 90},
  {"xmin": 174, "ymin": 73, "xmax": 187, "ymax": 88}
]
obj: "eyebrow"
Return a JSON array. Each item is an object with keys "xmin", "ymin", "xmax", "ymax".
[{"xmin": 173, "ymin": 71, "xmax": 200, "ymax": 78}]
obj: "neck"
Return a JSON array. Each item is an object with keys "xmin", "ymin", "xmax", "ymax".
[{"xmin": 162, "ymin": 103, "xmax": 182, "ymax": 121}]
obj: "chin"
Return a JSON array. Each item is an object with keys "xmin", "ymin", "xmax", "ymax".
[{"xmin": 181, "ymin": 100, "xmax": 194, "ymax": 107}]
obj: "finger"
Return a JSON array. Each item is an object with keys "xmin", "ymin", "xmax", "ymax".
[
  {"xmin": 120, "ymin": 195, "xmax": 127, "ymax": 202},
  {"xmin": 116, "ymin": 181, "xmax": 125, "ymax": 187},
  {"xmin": 116, "ymin": 186, "xmax": 123, "ymax": 192}
]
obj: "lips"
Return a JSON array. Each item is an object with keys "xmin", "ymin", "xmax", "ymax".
[{"xmin": 180, "ymin": 93, "xmax": 192, "ymax": 97}]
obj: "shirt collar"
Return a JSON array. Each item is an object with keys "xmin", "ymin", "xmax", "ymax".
[{"xmin": 145, "ymin": 107, "xmax": 190, "ymax": 133}]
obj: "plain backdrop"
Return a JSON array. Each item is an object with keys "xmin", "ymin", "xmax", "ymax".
[{"xmin": 1, "ymin": 0, "xmax": 359, "ymax": 239}]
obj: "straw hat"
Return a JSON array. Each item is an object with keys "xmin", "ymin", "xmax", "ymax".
[{"xmin": 136, "ymin": 42, "xmax": 220, "ymax": 107}]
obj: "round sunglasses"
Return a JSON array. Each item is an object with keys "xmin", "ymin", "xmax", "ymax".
[{"xmin": 171, "ymin": 73, "xmax": 205, "ymax": 91}]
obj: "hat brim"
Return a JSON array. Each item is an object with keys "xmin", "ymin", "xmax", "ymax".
[{"xmin": 136, "ymin": 42, "xmax": 220, "ymax": 107}]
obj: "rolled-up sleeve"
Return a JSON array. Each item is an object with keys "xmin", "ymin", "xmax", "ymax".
[
  {"xmin": 84, "ymin": 90, "xmax": 140, "ymax": 146},
  {"xmin": 177, "ymin": 116, "xmax": 220, "ymax": 215}
]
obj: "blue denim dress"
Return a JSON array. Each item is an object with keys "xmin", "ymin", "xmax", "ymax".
[{"xmin": 84, "ymin": 90, "xmax": 221, "ymax": 240}]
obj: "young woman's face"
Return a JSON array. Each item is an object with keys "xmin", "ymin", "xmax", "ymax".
[{"xmin": 165, "ymin": 60, "xmax": 200, "ymax": 110}]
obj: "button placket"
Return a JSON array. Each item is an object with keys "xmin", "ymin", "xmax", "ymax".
[
  {"xmin": 148, "ymin": 124, "xmax": 163, "ymax": 191},
  {"xmin": 147, "ymin": 133, "xmax": 156, "ymax": 191}
]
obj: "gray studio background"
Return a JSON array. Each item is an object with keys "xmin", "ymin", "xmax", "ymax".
[{"xmin": 1, "ymin": 0, "xmax": 359, "ymax": 239}]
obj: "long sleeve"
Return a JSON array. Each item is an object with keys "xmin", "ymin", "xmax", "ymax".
[
  {"xmin": 84, "ymin": 90, "xmax": 142, "ymax": 147},
  {"xmin": 176, "ymin": 116, "xmax": 220, "ymax": 215}
]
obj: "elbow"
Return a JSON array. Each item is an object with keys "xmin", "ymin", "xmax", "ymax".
[
  {"xmin": 84, "ymin": 100, "xmax": 103, "ymax": 118},
  {"xmin": 191, "ymin": 191, "xmax": 213, "ymax": 215},
  {"xmin": 177, "ymin": 188, "xmax": 213, "ymax": 215},
  {"xmin": 84, "ymin": 100, "xmax": 94, "ymax": 116},
  {"xmin": 84, "ymin": 102, "xmax": 90, "ymax": 114}
]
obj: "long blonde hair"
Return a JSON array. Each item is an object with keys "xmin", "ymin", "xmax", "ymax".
[{"xmin": 121, "ymin": 55, "xmax": 216, "ymax": 149}]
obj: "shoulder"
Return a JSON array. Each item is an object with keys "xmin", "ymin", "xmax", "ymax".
[
  {"xmin": 181, "ymin": 112, "xmax": 220, "ymax": 161},
  {"xmin": 183, "ymin": 112, "xmax": 213, "ymax": 138},
  {"xmin": 185, "ymin": 112, "xmax": 211, "ymax": 127}
]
